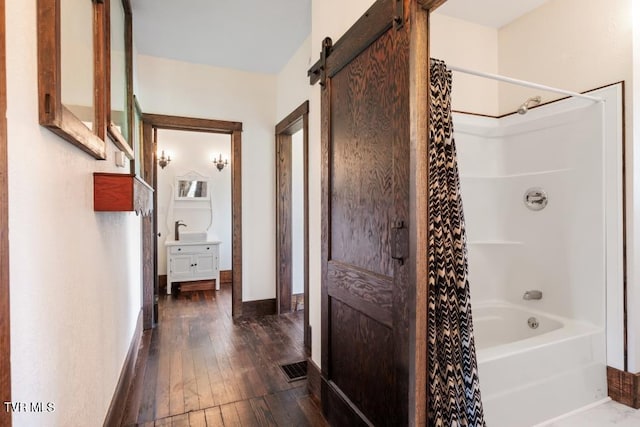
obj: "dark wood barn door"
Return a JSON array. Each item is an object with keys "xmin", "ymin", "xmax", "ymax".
[{"xmin": 311, "ymin": 0, "xmax": 444, "ymax": 424}]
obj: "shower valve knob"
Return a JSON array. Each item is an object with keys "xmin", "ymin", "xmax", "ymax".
[{"xmin": 524, "ymin": 188, "xmax": 548, "ymax": 211}]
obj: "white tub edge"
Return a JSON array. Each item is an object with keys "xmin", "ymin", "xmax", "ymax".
[
  {"xmin": 473, "ymin": 301, "xmax": 603, "ymax": 363},
  {"xmin": 532, "ymin": 398, "xmax": 612, "ymax": 426}
]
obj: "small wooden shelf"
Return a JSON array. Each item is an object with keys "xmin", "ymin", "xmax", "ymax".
[{"xmin": 93, "ymin": 173, "xmax": 154, "ymax": 216}]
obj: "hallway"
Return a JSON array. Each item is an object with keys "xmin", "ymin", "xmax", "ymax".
[{"xmin": 122, "ymin": 286, "xmax": 327, "ymax": 426}]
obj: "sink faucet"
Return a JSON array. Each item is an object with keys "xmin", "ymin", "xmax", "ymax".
[
  {"xmin": 523, "ymin": 290, "xmax": 543, "ymax": 300},
  {"xmin": 175, "ymin": 220, "xmax": 187, "ymax": 241}
]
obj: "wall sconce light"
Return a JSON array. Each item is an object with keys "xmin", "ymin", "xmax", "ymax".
[
  {"xmin": 157, "ymin": 150, "xmax": 171, "ymax": 169},
  {"xmin": 213, "ymin": 153, "xmax": 228, "ymax": 172}
]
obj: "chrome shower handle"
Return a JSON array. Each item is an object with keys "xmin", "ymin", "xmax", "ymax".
[
  {"xmin": 527, "ymin": 193, "xmax": 546, "ymax": 204},
  {"xmin": 523, "ymin": 290, "xmax": 543, "ymax": 300}
]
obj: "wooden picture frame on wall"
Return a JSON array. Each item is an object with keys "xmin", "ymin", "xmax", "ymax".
[
  {"xmin": 37, "ymin": 0, "xmax": 107, "ymax": 159},
  {"xmin": 105, "ymin": 0, "xmax": 134, "ymax": 159}
]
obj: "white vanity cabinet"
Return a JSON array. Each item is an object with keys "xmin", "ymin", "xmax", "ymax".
[{"xmin": 165, "ymin": 240, "xmax": 221, "ymax": 294}]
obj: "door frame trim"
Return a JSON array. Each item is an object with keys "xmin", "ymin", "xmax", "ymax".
[
  {"xmin": 275, "ymin": 101, "xmax": 310, "ymax": 354},
  {"xmin": 142, "ymin": 113, "xmax": 244, "ymax": 318},
  {"xmin": 0, "ymin": 0, "xmax": 12, "ymax": 423}
]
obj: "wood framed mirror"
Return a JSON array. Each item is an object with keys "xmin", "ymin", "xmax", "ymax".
[
  {"xmin": 132, "ymin": 95, "xmax": 144, "ymax": 177},
  {"xmin": 175, "ymin": 171, "xmax": 211, "ymax": 201},
  {"xmin": 37, "ymin": 0, "xmax": 134, "ymax": 161},
  {"xmin": 37, "ymin": 0, "xmax": 107, "ymax": 159},
  {"xmin": 106, "ymin": 0, "xmax": 134, "ymax": 159}
]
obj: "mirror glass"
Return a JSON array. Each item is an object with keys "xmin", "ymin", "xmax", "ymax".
[
  {"xmin": 132, "ymin": 98, "xmax": 142, "ymax": 176},
  {"xmin": 60, "ymin": 0, "xmax": 95, "ymax": 130},
  {"xmin": 110, "ymin": 0, "xmax": 129, "ymax": 141},
  {"xmin": 176, "ymin": 180, "xmax": 209, "ymax": 199}
]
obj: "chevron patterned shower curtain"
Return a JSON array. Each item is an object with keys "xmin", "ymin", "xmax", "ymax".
[{"xmin": 427, "ymin": 59, "xmax": 486, "ymax": 427}]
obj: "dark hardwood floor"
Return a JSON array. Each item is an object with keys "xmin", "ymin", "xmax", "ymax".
[{"xmin": 122, "ymin": 285, "xmax": 327, "ymax": 426}]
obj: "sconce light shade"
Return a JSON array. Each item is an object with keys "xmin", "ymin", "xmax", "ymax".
[
  {"xmin": 213, "ymin": 153, "xmax": 229, "ymax": 172},
  {"xmin": 158, "ymin": 150, "xmax": 171, "ymax": 169}
]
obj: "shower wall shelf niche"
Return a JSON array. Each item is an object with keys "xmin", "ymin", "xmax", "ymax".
[
  {"xmin": 459, "ymin": 168, "xmax": 572, "ymax": 180},
  {"xmin": 468, "ymin": 241, "xmax": 523, "ymax": 246}
]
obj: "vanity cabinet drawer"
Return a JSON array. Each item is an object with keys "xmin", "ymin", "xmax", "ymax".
[{"xmin": 170, "ymin": 245, "xmax": 215, "ymax": 254}]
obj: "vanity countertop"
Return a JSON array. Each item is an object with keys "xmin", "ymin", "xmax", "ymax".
[{"xmin": 164, "ymin": 240, "xmax": 222, "ymax": 246}]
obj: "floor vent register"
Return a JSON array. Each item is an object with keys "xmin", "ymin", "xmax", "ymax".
[{"xmin": 280, "ymin": 360, "xmax": 307, "ymax": 382}]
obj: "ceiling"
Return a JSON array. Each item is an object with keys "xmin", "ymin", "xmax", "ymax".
[
  {"xmin": 132, "ymin": 0, "xmax": 311, "ymax": 74},
  {"xmin": 434, "ymin": 0, "xmax": 551, "ymax": 28},
  {"xmin": 132, "ymin": 0, "xmax": 550, "ymax": 75}
]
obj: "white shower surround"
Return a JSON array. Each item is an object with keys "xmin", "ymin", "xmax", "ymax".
[{"xmin": 455, "ymin": 84, "xmax": 623, "ymax": 425}]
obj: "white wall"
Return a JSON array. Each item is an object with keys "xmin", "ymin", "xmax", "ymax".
[
  {"xmin": 136, "ymin": 55, "xmax": 277, "ymax": 302},
  {"xmin": 498, "ymin": 0, "xmax": 632, "ymax": 114},
  {"xmin": 6, "ymin": 2, "xmax": 142, "ymax": 425},
  {"xmin": 431, "ymin": 13, "xmax": 499, "ymax": 116},
  {"xmin": 156, "ymin": 130, "xmax": 232, "ymax": 274},
  {"xmin": 276, "ymin": 36, "xmax": 311, "ymax": 122}
]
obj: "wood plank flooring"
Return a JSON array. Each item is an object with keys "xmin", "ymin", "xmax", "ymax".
[{"xmin": 122, "ymin": 285, "xmax": 327, "ymax": 426}]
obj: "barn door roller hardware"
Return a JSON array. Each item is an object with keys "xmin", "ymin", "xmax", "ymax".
[
  {"xmin": 308, "ymin": 0, "xmax": 405, "ymax": 86},
  {"xmin": 308, "ymin": 37, "xmax": 333, "ymax": 87},
  {"xmin": 394, "ymin": 0, "xmax": 404, "ymax": 30}
]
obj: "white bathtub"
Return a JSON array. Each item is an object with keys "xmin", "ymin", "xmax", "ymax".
[{"xmin": 472, "ymin": 301, "xmax": 607, "ymax": 427}]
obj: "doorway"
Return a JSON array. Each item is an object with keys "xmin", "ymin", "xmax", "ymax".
[
  {"xmin": 155, "ymin": 129, "xmax": 232, "ymax": 295},
  {"xmin": 275, "ymin": 101, "xmax": 310, "ymax": 354},
  {"xmin": 141, "ymin": 114, "xmax": 243, "ymax": 325}
]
